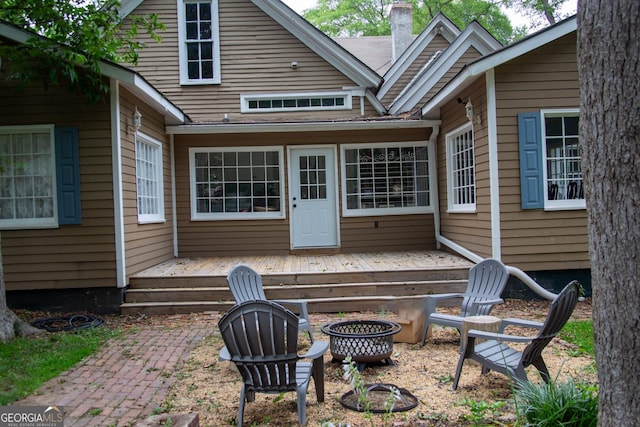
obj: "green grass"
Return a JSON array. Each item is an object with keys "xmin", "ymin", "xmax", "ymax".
[
  {"xmin": 0, "ymin": 326, "xmax": 119, "ymax": 405},
  {"xmin": 560, "ymin": 320, "xmax": 594, "ymax": 356}
]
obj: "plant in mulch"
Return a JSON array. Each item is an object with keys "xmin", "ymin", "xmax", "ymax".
[
  {"xmin": 331, "ymin": 355, "xmax": 415, "ymax": 427},
  {"xmin": 514, "ymin": 378, "xmax": 598, "ymax": 427},
  {"xmin": 454, "ymin": 398, "xmax": 506, "ymax": 426}
]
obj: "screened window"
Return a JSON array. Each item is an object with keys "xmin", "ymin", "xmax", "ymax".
[
  {"xmin": 543, "ymin": 110, "xmax": 584, "ymax": 209},
  {"xmin": 342, "ymin": 143, "xmax": 431, "ymax": 216},
  {"xmin": 446, "ymin": 124, "xmax": 476, "ymax": 212},
  {"xmin": 136, "ymin": 134, "xmax": 164, "ymax": 223},
  {"xmin": 190, "ymin": 147, "xmax": 284, "ymax": 220},
  {"xmin": 0, "ymin": 125, "xmax": 57, "ymax": 228},
  {"xmin": 178, "ymin": 0, "xmax": 221, "ymax": 84}
]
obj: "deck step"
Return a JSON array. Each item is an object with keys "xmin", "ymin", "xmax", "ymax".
[
  {"xmin": 121, "ymin": 278, "xmax": 468, "ymax": 315},
  {"xmin": 120, "ymin": 293, "xmax": 461, "ymax": 316},
  {"xmin": 127, "ymin": 266, "xmax": 471, "ymax": 289}
]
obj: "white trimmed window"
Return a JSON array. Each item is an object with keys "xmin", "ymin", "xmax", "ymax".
[
  {"xmin": 342, "ymin": 143, "xmax": 431, "ymax": 216},
  {"xmin": 446, "ymin": 123, "xmax": 476, "ymax": 212},
  {"xmin": 542, "ymin": 109, "xmax": 584, "ymax": 209},
  {"xmin": 177, "ymin": 0, "xmax": 221, "ymax": 85},
  {"xmin": 190, "ymin": 147, "xmax": 285, "ymax": 220},
  {"xmin": 135, "ymin": 133, "xmax": 165, "ymax": 223},
  {"xmin": 241, "ymin": 92, "xmax": 352, "ymax": 113},
  {"xmin": 0, "ymin": 125, "xmax": 57, "ymax": 228}
]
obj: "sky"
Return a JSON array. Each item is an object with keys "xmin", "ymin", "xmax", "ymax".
[{"xmin": 281, "ymin": 0, "xmax": 578, "ymax": 29}]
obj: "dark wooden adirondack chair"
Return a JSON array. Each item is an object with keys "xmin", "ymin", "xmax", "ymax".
[
  {"xmin": 419, "ymin": 258, "xmax": 510, "ymax": 346},
  {"xmin": 227, "ymin": 264, "xmax": 314, "ymax": 342},
  {"xmin": 218, "ymin": 300, "xmax": 329, "ymax": 426},
  {"xmin": 452, "ymin": 280, "xmax": 580, "ymax": 390}
]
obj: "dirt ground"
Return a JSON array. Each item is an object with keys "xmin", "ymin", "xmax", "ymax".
[{"xmin": 161, "ymin": 298, "xmax": 596, "ymax": 427}]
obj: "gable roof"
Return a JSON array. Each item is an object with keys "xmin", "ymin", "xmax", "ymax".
[
  {"xmin": 388, "ymin": 20, "xmax": 502, "ymax": 115},
  {"xmin": 0, "ymin": 20, "xmax": 188, "ymax": 125},
  {"xmin": 421, "ymin": 15, "xmax": 577, "ymax": 118},
  {"xmin": 122, "ymin": 0, "xmax": 383, "ymax": 90},
  {"xmin": 377, "ymin": 13, "xmax": 461, "ymax": 100},
  {"xmin": 250, "ymin": 0, "xmax": 383, "ymax": 89}
]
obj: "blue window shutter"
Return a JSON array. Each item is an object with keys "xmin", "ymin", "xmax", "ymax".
[
  {"xmin": 55, "ymin": 127, "xmax": 82, "ymax": 224},
  {"xmin": 518, "ymin": 112, "xmax": 544, "ymax": 209}
]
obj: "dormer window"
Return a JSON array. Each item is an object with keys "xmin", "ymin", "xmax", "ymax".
[{"xmin": 177, "ymin": 0, "xmax": 221, "ymax": 85}]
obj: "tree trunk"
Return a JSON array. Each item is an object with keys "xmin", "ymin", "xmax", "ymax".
[
  {"xmin": 577, "ymin": 1, "xmax": 640, "ymax": 425},
  {"xmin": 0, "ymin": 237, "xmax": 43, "ymax": 342}
]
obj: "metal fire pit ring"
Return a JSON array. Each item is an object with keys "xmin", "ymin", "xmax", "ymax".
[{"xmin": 321, "ymin": 320, "xmax": 401, "ymax": 366}]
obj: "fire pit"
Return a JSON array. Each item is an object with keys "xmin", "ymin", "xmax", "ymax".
[{"xmin": 321, "ymin": 320, "xmax": 401, "ymax": 370}]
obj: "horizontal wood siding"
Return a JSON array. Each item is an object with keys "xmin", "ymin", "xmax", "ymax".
[
  {"xmin": 495, "ymin": 32, "xmax": 588, "ymax": 271},
  {"xmin": 422, "ymin": 47, "xmax": 483, "ymax": 105},
  {"xmin": 174, "ymin": 127, "xmax": 435, "ymax": 256},
  {"xmin": 437, "ymin": 77, "xmax": 493, "ymax": 258},
  {"xmin": 0, "ymin": 80, "xmax": 118, "ymax": 291},
  {"xmin": 381, "ymin": 34, "xmax": 451, "ymax": 105},
  {"xmin": 340, "ymin": 215, "xmax": 436, "ymax": 252},
  {"xmin": 119, "ymin": 88, "xmax": 176, "ymax": 277},
  {"xmin": 128, "ymin": 0, "xmax": 379, "ymax": 122}
]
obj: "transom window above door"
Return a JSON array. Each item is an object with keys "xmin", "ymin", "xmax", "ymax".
[{"xmin": 341, "ymin": 143, "xmax": 432, "ymax": 217}]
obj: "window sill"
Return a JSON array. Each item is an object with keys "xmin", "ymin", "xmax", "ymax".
[
  {"xmin": 446, "ymin": 207, "xmax": 477, "ymax": 214},
  {"xmin": 191, "ymin": 213, "xmax": 286, "ymax": 221},
  {"xmin": 180, "ymin": 79, "xmax": 221, "ymax": 86},
  {"xmin": 343, "ymin": 207, "xmax": 433, "ymax": 217},
  {"xmin": 543, "ymin": 204, "xmax": 586, "ymax": 211},
  {"xmin": 138, "ymin": 218, "xmax": 167, "ymax": 225}
]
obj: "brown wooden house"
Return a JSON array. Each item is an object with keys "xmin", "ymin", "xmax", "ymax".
[{"xmin": 0, "ymin": 1, "xmax": 588, "ymax": 313}]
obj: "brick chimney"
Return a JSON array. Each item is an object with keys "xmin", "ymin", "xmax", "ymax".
[{"xmin": 390, "ymin": 2, "xmax": 413, "ymax": 64}]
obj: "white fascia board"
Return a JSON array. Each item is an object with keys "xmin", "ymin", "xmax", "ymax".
[
  {"xmin": 166, "ymin": 119, "xmax": 440, "ymax": 135},
  {"xmin": 378, "ymin": 14, "xmax": 461, "ymax": 99},
  {"xmin": 119, "ymin": 0, "xmax": 144, "ymax": 18},
  {"xmin": 473, "ymin": 16, "xmax": 577, "ymax": 74},
  {"xmin": 0, "ymin": 21, "xmax": 33, "ymax": 43},
  {"xmin": 390, "ymin": 22, "xmax": 500, "ymax": 115},
  {"xmin": 129, "ymin": 75, "xmax": 186, "ymax": 124},
  {"xmin": 98, "ymin": 62, "xmax": 186, "ymax": 125},
  {"xmin": 1, "ymin": 20, "xmax": 186, "ymax": 125},
  {"xmin": 365, "ymin": 89, "xmax": 388, "ymax": 115},
  {"xmin": 251, "ymin": 0, "xmax": 382, "ymax": 88},
  {"xmin": 421, "ymin": 16, "xmax": 577, "ymax": 117},
  {"xmin": 420, "ymin": 65, "xmax": 477, "ymax": 118}
]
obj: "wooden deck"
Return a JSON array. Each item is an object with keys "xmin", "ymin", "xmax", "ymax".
[
  {"xmin": 122, "ymin": 251, "xmax": 475, "ymax": 315},
  {"xmin": 132, "ymin": 250, "xmax": 473, "ymax": 277}
]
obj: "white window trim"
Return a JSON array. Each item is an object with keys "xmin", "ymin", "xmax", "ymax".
[
  {"xmin": 340, "ymin": 142, "xmax": 433, "ymax": 217},
  {"xmin": 541, "ymin": 108, "xmax": 585, "ymax": 211},
  {"xmin": 240, "ymin": 91, "xmax": 352, "ymax": 113},
  {"xmin": 0, "ymin": 125, "xmax": 58, "ymax": 229},
  {"xmin": 135, "ymin": 132, "xmax": 165, "ymax": 224},
  {"xmin": 446, "ymin": 123, "xmax": 476, "ymax": 213},
  {"xmin": 189, "ymin": 146, "xmax": 286, "ymax": 220},
  {"xmin": 177, "ymin": 0, "xmax": 222, "ymax": 85}
]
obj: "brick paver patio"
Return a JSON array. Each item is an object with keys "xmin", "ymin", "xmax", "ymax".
[{"xmin": 15, "ymin": 313, "xmax": 215, "ymax": 427}]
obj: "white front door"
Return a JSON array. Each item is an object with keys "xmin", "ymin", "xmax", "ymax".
[{"xmin": 290, "ymin": 147, "xmax": 338, "ymax": 248}]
